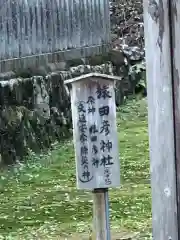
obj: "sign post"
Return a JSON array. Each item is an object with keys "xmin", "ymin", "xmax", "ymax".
[
  {"xmin": 93, "ymin": 188, "xmax": 111, "ymax": 239},
  {"xmin": 65, "ymin": 73, "xmax": 121, "ymax": 240}
]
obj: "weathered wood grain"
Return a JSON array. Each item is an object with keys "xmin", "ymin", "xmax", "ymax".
[
  {"xmin": 93, "ymin": 189, "xmax": 107, "ymax": 240},
  {"xmin": 66, "ymin": 74, "xmax": 120, "ymax": 190},
  {"xmin": 0, "ymin": 0, "xmax": 110, "ymax": 72},
  {"xmin": 170, "ymin": 0, "xmax": 180, "ymax": 235},
  {"xmin": 143, "ymin": 0, "xmax": 178, "ymax": 239}
]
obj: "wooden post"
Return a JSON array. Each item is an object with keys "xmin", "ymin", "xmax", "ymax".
[
  {"xmin": 93, "ymin": 188, "xmax": 110, "ymax": 240},
  {"xmin": 169, "ymin": 0, "xmax": 180, "ymax": 234},
  {"xmin": 65, "ymin": 73, "xmax": 121, "ymax": 240},
  {"xmin": 143, "ymin": 0, "xmax": 179, "ymax": 239}
]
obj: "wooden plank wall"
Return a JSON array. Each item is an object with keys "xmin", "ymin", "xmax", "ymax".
[{"xmin": 0, "ymin": 0, "xmax": 110, "ymax": 72}]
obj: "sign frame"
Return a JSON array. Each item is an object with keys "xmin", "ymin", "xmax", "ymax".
[{"xmin": 65, "ymin": 73, "xmax": 121, "ymax": 190}]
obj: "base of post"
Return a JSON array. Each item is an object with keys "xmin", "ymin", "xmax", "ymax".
[{"xmin": 93, "ymin": 188, "xmax": 111, "ymax": 240}]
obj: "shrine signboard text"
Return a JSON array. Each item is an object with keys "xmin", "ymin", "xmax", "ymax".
[{"xmin": 65, "ymin": 73, "xmax": 120, "ymax": 190}]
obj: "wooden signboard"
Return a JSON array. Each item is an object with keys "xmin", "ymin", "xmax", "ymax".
[{"xmin": 65, "ymin": 73, "xmax": 120, "ymax": 190}]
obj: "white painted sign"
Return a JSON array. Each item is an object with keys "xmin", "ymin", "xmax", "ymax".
[{"xmin": 65, "ymin": 73, "xmax": 120, "ymax": 190}]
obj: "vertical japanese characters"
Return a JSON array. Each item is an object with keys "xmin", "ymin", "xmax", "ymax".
[
  {"xmin": 77, "ymin": 101, "xmax": 93, "ymax": 183},
  {"xmin": 77, "ymin": 83, "xmax": 114, "ymax": 185},
  {"xmin": 97, "ymin": 84, "xmax": 113, "ymax": 185}
]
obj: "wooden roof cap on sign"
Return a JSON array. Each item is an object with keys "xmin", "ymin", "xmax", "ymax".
[{"xmin": 64, "ymin": 73, "xmax": 122, "ymax": 85}]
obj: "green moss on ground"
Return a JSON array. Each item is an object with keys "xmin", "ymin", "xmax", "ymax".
[{"xmin": 0, "ymin": 98, "xmax": 151, "ymax": 239}]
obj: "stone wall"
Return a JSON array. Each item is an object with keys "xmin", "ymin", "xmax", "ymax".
[
  {"xmin": 0, "ymin": 63, "xmax": 113, "ymax": 165},
  {"xmin": 109, "ymin": 0, "xmax": 146, "ymax": 102},
  {"xmin": 0, "ymin": 57, "xmax": 145, "ymax": 165}
]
